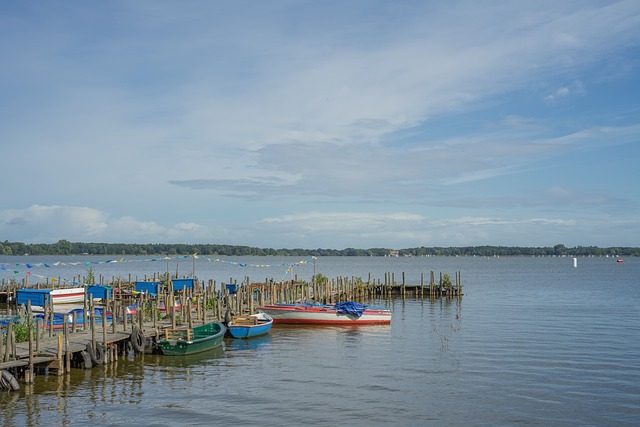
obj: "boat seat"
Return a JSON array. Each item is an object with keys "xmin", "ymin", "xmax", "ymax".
[{"xmin": 233, "ymin": 316, "xmax": 258, "ymax": 325}]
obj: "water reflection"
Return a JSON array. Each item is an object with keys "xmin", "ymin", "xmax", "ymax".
[
  {"xmin": 146, "ymin": 345, "xmax": 225, "ymax": 368},
  {"xmin": 224, "ymin": 334, "xmax": 273, "ymax": 352}
]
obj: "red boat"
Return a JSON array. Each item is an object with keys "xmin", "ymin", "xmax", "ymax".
[{"xmin": 256, "ymin": 302, "xmax": 392, "ymax": 325}]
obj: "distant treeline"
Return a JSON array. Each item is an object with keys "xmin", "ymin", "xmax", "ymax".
[{"xmin": 0, "ymin": 240, "xmax": 637, "ymax": 257}]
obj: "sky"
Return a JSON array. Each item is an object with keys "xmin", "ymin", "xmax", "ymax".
[{"xmin": 1, "ymin": 1, "xmax": 639, "ymax": 250}]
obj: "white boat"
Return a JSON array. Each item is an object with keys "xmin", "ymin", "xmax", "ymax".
[
  {"xmin": 256, "ymin": 302, "xmax": 392, "ymax": 325},
  {"xmin": 50, "ymin": 287, "xmax": 86, "ymax": 304}
]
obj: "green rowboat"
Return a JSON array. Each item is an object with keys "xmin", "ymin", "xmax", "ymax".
[{"xmin": 158, "ymin": 321, "xmax": 226, "ymax": 356}]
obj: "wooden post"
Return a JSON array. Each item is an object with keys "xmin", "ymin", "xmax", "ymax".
[
  {"xmin": 64, "ymin": 321, "xmax": 71, "ymax": 373},
  {"xmin": 70, "ymin": 311, "xmax": 76, "ymax": 333},
  {"xmin": 112, "ymin": 299, "xmax": 118, "ymax": 334},
  {"xmin": 123, "ymin": 300, "xmax": 128, "ymax": 332},
  {"xmin": 138, "ymin": 291, "xmax": 144, "ymax": 330},
  {"xmin": 152, "ymin": 300, "xmax": 157, "ymax": 329},
  {"xmin": 181, "ymin": 289, "xmax": 187, "ymax": 319},
  {"xmin": 35, "ymin": 318, "xmax": 41, "ymax": 353},
  {"xmin": 83, "ymin": 286, "xmax": 88, "ymax": 329},
  {"xmin": 430, "ymin": 271, "xmax": 434, "ymax": 297},
  {"xmin": 102, "ymin": 305, "xmax": 108, "ymax": 362},
  {"xmin": 171, "ymin": 294, "xmax": 177, "ymax": 328},
  {"xmin": 90, "ymin": 295, "xmax": 96, "ymax": 359},
  {"xmin": 3, "ymin": 321, "xmax": 13, "ymax": 362},
  {"xmin": 11, "ymin": 327, "xmax": 16, "ymax": 360},
  {"xmin": 26, "ymin": 320, "xmax": 34, "ymax": 383},
  {"xmin": 47, "ymin": 300, "xmax": 53, "ymax": 338},
  {"xmin": 55, "ymin": 334, "xmax": 64, "ymax": 375}
]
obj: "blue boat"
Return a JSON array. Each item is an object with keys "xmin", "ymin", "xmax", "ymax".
[{"xmin": 227, "ymin": 312, "xmax": 273, "ymax": 339}]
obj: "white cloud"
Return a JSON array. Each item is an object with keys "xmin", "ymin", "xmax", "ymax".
[
  {"xmin": 261, "ymin": 212, "xmax": 424, "ymax": 231},
  {"xmin": 0, "ymin": 205, "xmax": 108, "ymax": 242},
  {"xmin": 1, "ymin": 2, "xmax": 639, "ymax": 248},
  {"xmin": 0, "ymin": 206, "xmax": 219, "ymax": 244}
]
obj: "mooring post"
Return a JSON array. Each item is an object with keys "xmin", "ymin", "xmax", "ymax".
[
  {"xmin": 56, "ymin": 334, "xmax": 63, "ymax": 375},
  {"xmin": 27, "ymin": 300, "xmax": 34, "ymax": 352},
  {"xmin": 171, "ymin": 294, "xmax": 176, "ymax": 329},
  {"xmin": 201, "ymin": 294, "xmax": 206, "ymax": 325},
  {"xmin": 402, "ymin": 272, "xmax": 406, "ymax": 296},
  {"xmin": 35, "ymin": 318, "xmax": 41, "ymax": 353},
  {"xmin": 123, "ymin": 300, "xmax": 128, "ymax": 332},
  {"xmin": 83, "ymin": 286, "xmax": 88, "ymax": 330},
  {"xmin": 90, "ymin": 295, "xmax": 96, "ymax": 359},
  {"xmin": 3, "ymin": 321, "xmax": 13, "ymax": 362},
  {"xmin": 64, "ymin": 320, "xmax": 71, "ymax": 373},
  {"xmin": 46, "ymin": 301, "xmax": 53, "ymax": 338},
  {"xmin": 153, "ymin": 299, "xmax": 158, "ymax": 329},
  {"xmin": 112, "ymin": 299, "xmax": 117, "ymax": 334},
  {"xmin": 430, "ymin": 271, "xmax": 435, "ymax": 297},
  {"xmin": 102, "ymin": 304, "xmax": 108, "ymax": 362},
  {"xmin": 27, "ymin": 317, "xmax": 34, "ymax": 383},
  {"xmin": 138, "ymin": 291, "xmax": 144, "ymax": 330}
]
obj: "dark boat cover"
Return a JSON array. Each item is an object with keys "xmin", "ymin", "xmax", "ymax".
[{"xmin": 334, "ymin": 302, "xmax": 366, "ymax": 317}]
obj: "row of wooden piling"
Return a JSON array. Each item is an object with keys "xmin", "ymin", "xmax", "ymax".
[
  {"xmin": 2, "ymin": 270, "xmax": 462, "ymax": 302},
  {"xmin": 232, "ymin": 270, "xmax": 463, "ymax": 307}
]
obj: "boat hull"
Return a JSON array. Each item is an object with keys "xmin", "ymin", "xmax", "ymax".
[
  {"xmin": 17, "ymin": 287, "xmax": 86, "ymax": 307},
  {"xmin": 50, "ymin": 287, "xmax": 86, "ymax": 304},
  {"xmin": 158, "ymin": 322, "xmax": 226, "ymax": 356},
  {"xmin": 227, "ymin": 313, "xmax": 273, "ymax": 338},
  {"xmin": 257, "ymin": 303, "xmax": 392, "ymax": 325}
]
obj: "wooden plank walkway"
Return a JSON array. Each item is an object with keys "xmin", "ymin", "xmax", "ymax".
[{"xmin": 0, "ymin": 322, "xmax": 171, "ymax": 371}]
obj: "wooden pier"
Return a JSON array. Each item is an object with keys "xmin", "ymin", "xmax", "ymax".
[{"xmin": 1, "ymin": 270, "xmax": 462, "ymax": 391}]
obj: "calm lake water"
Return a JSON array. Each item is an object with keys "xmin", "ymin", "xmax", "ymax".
[{"xmin": 1, "ymin": 255, "xmax": 639, "ymax": 426}]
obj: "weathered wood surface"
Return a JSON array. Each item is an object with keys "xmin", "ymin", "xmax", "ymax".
[{"xmin": 0, "ymin": 356, "xmax": 56, "ymax": 370}]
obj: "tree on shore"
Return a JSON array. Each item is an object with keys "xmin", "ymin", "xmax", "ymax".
[{"xmin": 0, "ymin": 240, "xmax": 637, "ymax": 257}]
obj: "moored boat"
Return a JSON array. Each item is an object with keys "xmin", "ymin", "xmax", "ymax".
[
  {"xmin": 227, "ymin": 312, "xmax": 273, "ymax": 339},
  {"xmin": 256, "ymin": 301, "xmax": 392, "ymax": 325},
  {"xmin": 158, "ymin": 300, "xmax": 182, "ymax": 313},
  {"xmin": 16, "ymin": 287, "xmax": 86, "ymax": 307},
  {"xmin": 157, "ymin": 321, "xmax": 226, "ymax": 356},
  {"xmin": 50, "ymin": 287, "xmax": 86, "ymax": 303}
]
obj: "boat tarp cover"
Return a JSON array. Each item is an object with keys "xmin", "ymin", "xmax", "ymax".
[
  {"xmin": 172, "ymin": 278, "xmax": 195, "ymax": 292},
  {"xmin": 334, "ymin": 301, "xmax": 366, "ymax": 317},
  {"xmin": 16, "ymin": 289, "xmax": 51, "ymax": 307},
  {"xmin": 135, "ymin": 281, "xmax": 161, "ymax": 296}
]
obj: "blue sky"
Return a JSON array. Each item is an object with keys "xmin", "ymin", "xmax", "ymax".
[{"xmin": 1, "ymin": 1, "xmax": 639, "ymax": 249}]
